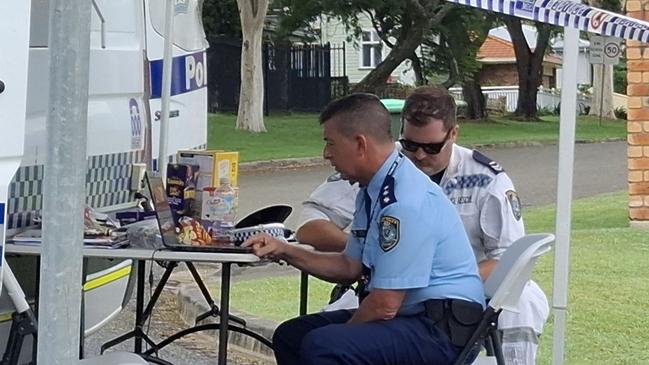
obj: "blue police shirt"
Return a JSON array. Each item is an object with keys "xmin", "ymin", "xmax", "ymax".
[{"xmin": 344, "ymin": 149, "xmax": 485, "ymax": 314}]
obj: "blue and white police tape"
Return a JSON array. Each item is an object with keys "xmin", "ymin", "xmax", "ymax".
[{"xmin": 447, "ymin": 0, "xmax": 649, "ymax": 43}]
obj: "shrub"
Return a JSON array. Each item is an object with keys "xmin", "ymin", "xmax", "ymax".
[
  {"xmin": 537, "ymin": 105, "xmax": 555, "ymax": 116},
  {"xmin": 614, "ymin": 106, "xmax": 627, "ymax": 120}
]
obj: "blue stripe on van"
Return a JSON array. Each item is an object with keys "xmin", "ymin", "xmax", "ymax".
[
  {"xmin": 150, "ymin": 51, "xmax": 207, "ymax": 99},
  {"xmin": 0, "ymin": 202, "xmax": 5, "ymax": 224}
]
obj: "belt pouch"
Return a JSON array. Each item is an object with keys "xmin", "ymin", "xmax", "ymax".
[{"xmin": 447, "ymin": 300, "xmax": 483, "ymax": 347}]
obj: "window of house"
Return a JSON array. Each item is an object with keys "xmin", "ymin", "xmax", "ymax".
[{"xmin": 360, "ymin": 30, "xmax": 382, "ymax": 68}]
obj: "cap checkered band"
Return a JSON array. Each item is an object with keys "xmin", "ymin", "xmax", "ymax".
[{"xmin": 231, "ymin": 223, "xmax": 287, "ymax": 244}]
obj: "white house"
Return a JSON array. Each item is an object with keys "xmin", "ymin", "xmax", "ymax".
[
  {"xmin": 315, "ymin": 14, "xmax": 417, "ymax": 85},
  {"xmin": 313, "ymin": 20, "xmax": 597, "ymax": 95}
]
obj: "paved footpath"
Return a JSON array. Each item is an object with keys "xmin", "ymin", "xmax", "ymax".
[
  {"xmin": 87, "ymin": 141, "xmax": 628, "ymax": 364},
  {"xmin": 238, "ymin": 141, "xmax": 628, "ymax": 230}
]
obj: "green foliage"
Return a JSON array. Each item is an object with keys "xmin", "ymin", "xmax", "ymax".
[
  {"xmin": 585, "ymin": 0, "xmax": 623, "ymax": 12},
  {"xmin": 202, "ymin": 0, "xmax": 242, "ymax": 40},
  {"xmin": 613, "ymin": 59, "xmax": 627, "ymax": 95},
  {"xmin": 536, "ymin": 105, "xmax": 557, "ymax": 116},
  {"xmin": 274, "ymin": 0, "xmax": 451, "ymax": 91},
  {"xmin": 422, "ymin": 7, "xmax": 495, "ymax": 86}
]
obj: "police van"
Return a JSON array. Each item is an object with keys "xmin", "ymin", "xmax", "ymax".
[{"xmin": 0, "ymin": 0, "xmax": 208, "ymax": 360}]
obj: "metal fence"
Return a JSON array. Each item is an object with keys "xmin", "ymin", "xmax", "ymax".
[
  {"xmin": 449, "ymin": 85, "xmax": 593, "ymax": 114},
  {"xmin": 207, "ymin": 38, "xmax": 348, "ymax": 113}
]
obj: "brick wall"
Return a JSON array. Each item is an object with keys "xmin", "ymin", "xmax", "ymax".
[
  {"xmin": 479, "ymin": 63, "xmax": 556, "ymax": 88},
  {"xmin": 479, "ymin": 64, "xmax": 519, "ymax": 86},
  {"xmin": 626, "ymin": 0, "xmax": 649, "ymax": 226}
]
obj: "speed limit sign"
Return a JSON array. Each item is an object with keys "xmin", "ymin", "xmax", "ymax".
[
  {"xmin": 589, "ymin": 35, "xmax": 621, "ymax": 65},
  {"xmin": 604, "ymin": 41, "xmax": 621, "ymax": 63}
]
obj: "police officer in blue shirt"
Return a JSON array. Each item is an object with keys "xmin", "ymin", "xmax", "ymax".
[{"xmin": 243, "ymin": 93, "xmax": 485, "ymax": 365}]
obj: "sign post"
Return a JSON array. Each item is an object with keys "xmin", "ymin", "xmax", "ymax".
[{"xmin": 589, "ymin": 35, "xmax": 621, "ymax": 125}]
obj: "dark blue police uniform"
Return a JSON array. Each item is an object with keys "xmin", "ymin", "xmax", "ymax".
[{"xmin": 273, "ymin": 149, "xmax": 485, "ymax": 365}]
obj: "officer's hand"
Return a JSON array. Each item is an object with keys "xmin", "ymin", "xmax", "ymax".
[{"xmin": 242, "ymin": 233, "xmax": 286, "ymax": 261}]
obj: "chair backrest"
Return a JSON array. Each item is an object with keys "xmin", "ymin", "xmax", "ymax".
[{"xmin": 484, "ymin": 233, "xmax": 554, "ymax": 312}]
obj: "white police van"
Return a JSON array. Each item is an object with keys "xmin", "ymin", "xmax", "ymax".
[{"xmin": 0, "ymin": 0, "xmax": 208, "ymax": 360}]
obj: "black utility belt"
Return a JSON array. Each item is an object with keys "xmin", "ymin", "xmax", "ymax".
[{"xmin": 423, "ymin": 299, "xmax": 484, "ymax": 348}]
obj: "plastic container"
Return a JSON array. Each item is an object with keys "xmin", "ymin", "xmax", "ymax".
[
  {"xmin": 380, "ymin": 98, "xmax": 405, "ymax": 139},
  {"xmin": 201, "ymin": 177, "xmax": 238, "ymax": 242}
]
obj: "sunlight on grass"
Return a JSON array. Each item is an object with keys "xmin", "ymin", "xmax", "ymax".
[{"xmin": 217, "ymin": 191, "xmax": 649, "ymax": 364}]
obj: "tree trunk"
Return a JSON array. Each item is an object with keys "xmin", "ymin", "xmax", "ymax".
[
  {"xmin": 236, "ymin": 0, "xmax": 268, "ymax": 132},
  {"xmin": 409, "ymin": 52, "xmax": 426, "ymax": 86},
  {"xmin": 462, "ymin": 77, "xmax": 486, "ymax": 119},
  {"xmin": 504, "ymin": 17, "xmax": 551, "ymax": 120},
  {"xmin": 352, "ymin": 28, "xmax": 425, "ymax": 93},
  {"xmin": 352, "ymin": 0, "xmax": 449, "ymax": 93},
  {"xmin": 589, "ymin": 63, "xmax": 616, "ymax": 119}
]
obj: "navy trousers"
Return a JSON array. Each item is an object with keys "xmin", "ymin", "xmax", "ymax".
[{"xmin": 272, "ymin": 309, "xmax": 461, "ymax": 365}]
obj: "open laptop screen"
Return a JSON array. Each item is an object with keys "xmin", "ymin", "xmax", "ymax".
[
  {"xmin": 145, "ymin": 172, "xmax": 254, "ymax": 253},
  {"xmin": 146, "ymin": 173, "xmax": 180, "ymax": 247}
]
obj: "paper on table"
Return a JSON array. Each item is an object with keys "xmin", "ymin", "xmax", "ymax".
[{"xmin": 9, "ymin": 228, "xmax": 128, "ymax": 249}]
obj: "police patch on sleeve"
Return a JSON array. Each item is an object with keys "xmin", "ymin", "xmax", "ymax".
[
  {"xmin": 506, "ymin": 190, "xmax": 522, "ymax": 221},
  {"xmin": 380, "ymin": 216, "xmax": 400, "ymax": 252}
]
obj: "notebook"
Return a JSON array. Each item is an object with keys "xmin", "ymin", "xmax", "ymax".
[{"xmin": 146, "ymin": 172, "xmax": 253, "ymax": 253}]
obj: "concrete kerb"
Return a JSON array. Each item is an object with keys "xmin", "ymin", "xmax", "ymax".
[
  {"xmin": 237, "ymin": 138, "xmax": 626, "ymax": 173},
  {"xmin": 176, "ymin": 284, "xmax": 278, "ymax": 363},
  {"xmin": 173, "ymin": 263, "xmax": 300, "ymax": 362},
  {"xmin": 239, "ymin": 156, "xmax": 329, "ymax": 173}
]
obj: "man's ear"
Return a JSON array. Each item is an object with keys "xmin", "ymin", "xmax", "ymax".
[
  {"xmin": 450, "ymin": 125, "xmax": 459, "ymax": 143},
  {"xmin": 354, "ymin": 134, "xmax": 369, "ymax": 156}
]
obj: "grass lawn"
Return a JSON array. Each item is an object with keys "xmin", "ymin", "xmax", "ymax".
[
  {"xmin": 221, "ymin": 191, "xmax": 649, "ymax": 365},
  {"xmin": 209, "ymin": 113, "xmax": 626, "ymax": 162}
]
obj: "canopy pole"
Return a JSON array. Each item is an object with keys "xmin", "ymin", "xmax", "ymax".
[
  {"xmin": 157, "ymin": 0, "xmax": 175, "ymax": 180},
  {"xmin": 551, "ymin": 24, "xmax": 580, "ymax": 365},
  {"xmin": 38, "ymin": 0, "xmax": 92, "ymax": 363}
]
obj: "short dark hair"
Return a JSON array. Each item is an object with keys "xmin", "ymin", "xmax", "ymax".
[
  {"xmin": 402, "ymin": 86, "xmax": 457, "ymax": 131},
  {"xmin": 319, "ymin": 93, "xmax": 392, "ymax": 142}
]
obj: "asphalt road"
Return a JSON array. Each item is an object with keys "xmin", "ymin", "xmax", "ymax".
[
  {"xmin": 86, "ymin": 141, "xmax": 628, "ymax": 364},
  {"xmin": 238, "ymin": 141, "xmax": 628, "ymax": 230}
]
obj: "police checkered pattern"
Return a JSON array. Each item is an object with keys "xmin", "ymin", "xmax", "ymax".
[
  {"xmin": 448, "ymin": 0, "xmax": 649, "ymax": 43},
  {"xmin": 7, "ymin": 144, "xmax": 209, "ymax": 230},
  {"xmin": 231, "ymin": 223, "xmax": 288, "ymax": 244},
  {"xmin": 7, "ymin": 151, "xmax": 144, "ymax": 229}
]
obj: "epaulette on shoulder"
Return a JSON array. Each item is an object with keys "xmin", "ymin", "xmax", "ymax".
[
  {"xmin": 379, "ymin": 175, "xmax": 397, "ymax": 208},
  {"xmin": 472, "ymin": 150, "xmax": 504, "ymax": 174}
]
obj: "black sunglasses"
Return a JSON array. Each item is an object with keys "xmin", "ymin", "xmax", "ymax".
[{"xmin": 399, "ymin": 129, "xmax": 451, "ymax": 155}]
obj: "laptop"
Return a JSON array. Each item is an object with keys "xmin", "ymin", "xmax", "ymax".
[{"xmin": 145, "ymin": 172, "xmax": 253, "ymax": 253}]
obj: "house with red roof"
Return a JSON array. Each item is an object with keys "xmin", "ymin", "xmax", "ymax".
[{"xmin": 476, "ymin": 34, "xmax": 563, "ymax": 89}]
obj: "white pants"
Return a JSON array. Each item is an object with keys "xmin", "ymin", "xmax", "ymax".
[{"xmin": 498, "ymin": 280, "xmax": 549, "ymax": 365}]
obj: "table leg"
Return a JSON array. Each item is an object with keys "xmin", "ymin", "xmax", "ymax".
[
  {"xmin": 218, "ymin": 263, "xmax": 231, "ymax": 365},
  {"xmin": 299, "ymin": 271, "xmax": 309, "ymax": 316},
  {"xmin": 134, "ymin": 260, "xmax": 146, "ymax": 353}
]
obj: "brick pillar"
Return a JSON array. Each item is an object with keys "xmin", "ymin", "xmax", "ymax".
[{"xmin": 626, "ymin": 0, "xmax": 649, "ymax": 227}]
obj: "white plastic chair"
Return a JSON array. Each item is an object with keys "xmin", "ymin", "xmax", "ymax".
[{"xmin": 453, "ymin": 233, "xmax": 555, "ymax": 365}]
